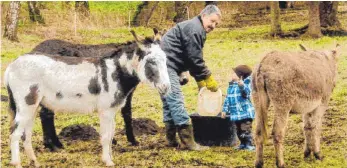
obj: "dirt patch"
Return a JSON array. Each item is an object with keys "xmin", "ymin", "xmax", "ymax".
[
  {"xmin": 120, "ymin": 118, "xmax": 161, "ymax": 136},
  {"xmin": 59, "ymin": 124, "xmax": 99, "ymax": 141},
  {"xmin": 1, "ymin": 95, "xmax": 8, "ymax": 102}
]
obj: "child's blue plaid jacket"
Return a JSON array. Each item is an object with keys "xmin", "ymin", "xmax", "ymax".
[{"xmin": 222, "ymin": 76, "xmax": 255, "ymax": 121}]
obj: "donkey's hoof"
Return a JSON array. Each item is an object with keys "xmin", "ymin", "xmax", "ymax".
[
  {"xmin": 255, "ymin": 160, "xmax": 263, "ymax": 168},
  {"xmin": 276, "ymin": 160, "xmax": 285, "ymax": 168},
  {"xmin": 105, "ymin": 161, "xmax": 115, "ymax": 167},
  {"xmin": 32, "ymin": 160, "xmax": 41, "ymax": 167},
  {"xmin": 112, "ymin": 139, "xmax": 117, "ymax": 145},
  {"xmin": 304, "ymin": 149, "xmax": 311, "ymax": 158},
  {"xmin": 102, "ymin": 157, "xmax": 115, "ymax": 167},
  {"xmin": 10, "ymin": 161, "xmax": 22, "ymax": 168},
  {"xmin": 314, "ymin": 152, "xmax": 324, "ymax": 161},
  {"xmin": 130, "ymin": 140, "xmax": 139, "ymax": 146}
]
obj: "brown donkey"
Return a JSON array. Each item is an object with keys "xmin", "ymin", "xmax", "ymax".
[{"xmin": 252, "ymin": 44, "xmax": 341, "ymax": 168}]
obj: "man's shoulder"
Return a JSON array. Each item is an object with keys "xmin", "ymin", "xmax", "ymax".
[{"xmin": 178, "ymin": 17, "xmax": 204, "ymax": 34}]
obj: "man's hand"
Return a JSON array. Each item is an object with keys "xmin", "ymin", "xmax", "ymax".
[
  {"xmin": 179, "ymin": 72, "xmax": 189, "ymax": 85},
  {"xmin": 197, "ymin": 80, "xmax": 206, "ymax": 90},
  {"xmin": 205, "ymin": 75, "xmax": 219, "ymax": 92},
  {"xmin": 221, "ymin": 112, "xmax": 227, "ymax": 119}
]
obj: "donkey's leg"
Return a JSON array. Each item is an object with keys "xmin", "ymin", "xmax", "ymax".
[
  {"xmin": 10, "ymin": 101, "xmax": 40, "ymax": 168},
  {"xmin": 272, "ymin": 105, "xmax": 291, "ymax": 168},
  {"xmin": 99, "ymin": 109, "xmax": 116, "ymax": 166},
  {"xmin": 23, "ymin": 109, "xmax": 41, "ymax": 167},
  {"xmin": 303, "ymin": 105, "xmax": 326, "ymax": 160},
  {"xmin": 39, "ymin": 105, "xmax": 63, "ymax": 151},
  {"xmin": 253, "ymin": 95, "xmax": 270, "ymax": 168},
  {"xmin": 121, "ymin": 91, "xmax": 138, "ymax": 146}
]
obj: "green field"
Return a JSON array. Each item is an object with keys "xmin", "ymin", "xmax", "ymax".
[{"xmin": 1, "ymin": 3, "xmax": 347, "ymax": 168}]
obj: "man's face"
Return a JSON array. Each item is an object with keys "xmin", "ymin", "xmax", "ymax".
[{"xmin": 201, "ymin": 13, "xmax": 221, "ymax": 33}]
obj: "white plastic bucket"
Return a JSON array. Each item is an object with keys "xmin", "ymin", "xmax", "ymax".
[{"xmin": 197, "ymin": 87, "xmax": 222, "ymax": 116}]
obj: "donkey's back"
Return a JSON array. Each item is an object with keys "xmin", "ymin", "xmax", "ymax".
[
  {"xmin": 252, "ymin": 45, "xmax": 340, "ymax": 168},
  {"xmin": 5, "ymin": 54, "xmax": 102, "ymax": 113},
  {"xmin": 256, "ymin": 50, "xmax": 337, "ymax": 112}
]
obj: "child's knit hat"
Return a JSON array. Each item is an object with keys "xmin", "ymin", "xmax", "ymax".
[{"xmin": 232, "ymin": 65, "xmax": 252, "ymax": 80}]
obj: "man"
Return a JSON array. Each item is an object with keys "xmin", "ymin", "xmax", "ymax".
[{"xmin": 160, "ymin": 5, "xmax": 221, "ymax": 151}]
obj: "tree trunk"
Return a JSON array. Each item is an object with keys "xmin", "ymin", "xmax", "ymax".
[
  {"xmin": 205, "ymin": 1, "xmax": 217, "ymax": 6},
  {"xmin": 75, "ymin": 1, "xmax": 89, "ymax": 18},
  {"xmin": 306, "ymin": 2, "xmax": 322, "ymax": 38},
  {"xmin": 173, "ymin": 1, "xmax": 190, "ymax": 23},
  {"xmin": 270, "ymin": 1, "xmax": 282, "ymax": 36},
  {"xmin": 61, "ymin": 1, "xmax": 72, "ymax": 10},
  {"xmin": 27, "ymin": 1, "xmax": 45, "ymax": 24},
  {"xmin": 319, "ymin": 2, "xmax": 342, "ymax": 28},
  {"xmin": 132, "ymin": 1, "xmax": 149, "ymax": 26},
  {"xmin": 145, "ymin": 1, "xmax": 159, "ymax": 27},
  {"xmin": 3, "ymin": 1, "xmax": 21, "ymax": 42}
]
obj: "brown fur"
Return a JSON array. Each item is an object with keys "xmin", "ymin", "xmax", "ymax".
[
  {"xmin": 252, "ymin": 44, "xmax": 340, "ymax": 168},
  {"xmin": 25, "ymin": 84, "xmax": 39, "ymax": 105}
]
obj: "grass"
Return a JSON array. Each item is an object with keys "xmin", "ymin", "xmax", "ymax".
[{"xmin": 1, "ymin": 4, "xmax": 347, "ymax": 168}]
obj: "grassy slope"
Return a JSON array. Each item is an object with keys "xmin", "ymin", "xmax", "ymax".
[{"xmin": 1, "ymin": 3, "xmax": 347, "ymax": 168}]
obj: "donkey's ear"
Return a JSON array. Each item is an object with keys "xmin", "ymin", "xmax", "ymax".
[
  {"xmin": 130, "ymin": 30, "xmax": 140, "ymax": 42},
  {"xmin": 153, "ymin": 28, "xmax": 159, "ymax": 35},
  {"xmin": 332, "ymin": 43, "xmax": 341, "ymax": 58},
  {"xmin": 153, "ymin": 28, "xmax": 162, "ymax": 42},
  {"xmin": 161, "ymin": 29, "xmax": 167, "ymax": 36},
  {"xmin": 299, "ymin": 44, "xmax": 309, "ymax": 51},
  {"xmin": 130, "ymin": 30, "xmax": 146, "ymax": 50},
  {"xmin": 130, "ymin": 30, "xmax": 145, "ymax": 42}
]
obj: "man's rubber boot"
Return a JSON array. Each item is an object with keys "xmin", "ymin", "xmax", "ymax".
[
  {"xmin": 177, "ymin": 124, "xmax": 209, "ymax": 151},
  {"xmin": 165, "ymin": 122, "xmax": 179, "ymax": 147}
]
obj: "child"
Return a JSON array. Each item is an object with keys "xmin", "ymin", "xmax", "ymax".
[{"xmin": 221, "ymin": 65, "xmax": 255, "ymax": 151}]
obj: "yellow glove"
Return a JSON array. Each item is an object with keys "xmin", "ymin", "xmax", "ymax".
[
  {"xmin": 197, "ymin": 80, "xmax": 206, "ymax": 90},
  {"xmin": 205, "ymin": 75, "xmax": 219, "ymax": 92}
]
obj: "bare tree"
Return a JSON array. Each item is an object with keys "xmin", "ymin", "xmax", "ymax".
[
  {"xmin": 27, "ymin": 1, "xmax": 45, "ymax": 24},
  {"xmin": 173, "ymin": 1, "xmax": 190, "ymax": 23},
  {"xmin": 306, "ymin": 2, "xmax": 322, "ymax": 38},
  {"xmin": 75, "ymin": 1, "xmax": 89, "ymax": 18},
  {"xmin": 319, "ymin": 2, "xmax": 342, "ymax": 29},
  {"xmin": 132, "ymin": 1, "xmax": 149, "ymax": 26},
  {"xmin": 145, "ymin": 1, "xmax": 159, "ymax": 27},
  {"xmin": 270, "ymin": 1, "xmax": 282, "ymax": 36},
  {"xmin": 3, "ymin": 1, "xmax": 21, "ymax": 42}
]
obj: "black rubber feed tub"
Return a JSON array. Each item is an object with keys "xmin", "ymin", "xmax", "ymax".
[{"xmin": 190, "ymin": 113, "xmax": 236, "ymax": 146}]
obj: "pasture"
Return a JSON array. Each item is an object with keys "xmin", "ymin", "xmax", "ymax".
[{"xmin": 1, "ymin": 4, "xmax": 347, "ymax": 168}]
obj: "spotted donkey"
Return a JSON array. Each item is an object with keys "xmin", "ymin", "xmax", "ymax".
[
  {"xmin": 4, "ymin": 30, "xmax": 170, "ymax": 167},
  {"xmin": 31, "ymin": 29, "xmax": 168, "ymax": 151}
]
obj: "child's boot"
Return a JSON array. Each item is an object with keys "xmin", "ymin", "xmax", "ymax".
[
  {"xmin": 230, "ymin": 121, "xmax": 239, "ymax": 147},
  {"xmin": 235, "ymin": 126, "xmax": 246, "ymax": 150},
  {"xmin": 243, "ymin": 121, "xmax": 255, "ymax": 151}
]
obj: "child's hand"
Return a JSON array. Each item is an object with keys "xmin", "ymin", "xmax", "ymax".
[
  {"xmin": 221, "ymin": 112, "xmax": 227, "ymax": 119},
  {"xmin": 237, "ymin": 80, "xmax": 244, "ymax": 87},
  {"xmin": 231, "ymin": 72, "xmax": 239, "ymax": 82},
  {"xmin": 237, "ymin": 76, "xmax": 244, "ymax": 87}
]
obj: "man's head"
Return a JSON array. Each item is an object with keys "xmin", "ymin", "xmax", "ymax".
[{"xmin": 200, "ymin": 5, "xmax": 221, "ymax": 33}]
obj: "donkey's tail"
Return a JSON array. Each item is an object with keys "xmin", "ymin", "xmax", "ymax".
[
  {"xmin": 252, "ymin": 64, "xmax": 269, "ymax": 142},
  {"xmin": 4, "ymin": 65, "xmax": 17, "ymax": 132}
]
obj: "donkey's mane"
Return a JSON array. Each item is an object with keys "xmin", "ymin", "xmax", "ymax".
[{"xmin": 102, "ymin": 37, "xmax": 155, "ymax": 60}]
